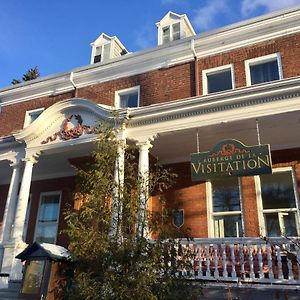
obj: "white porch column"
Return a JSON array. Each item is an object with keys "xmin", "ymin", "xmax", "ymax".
[
  {"xmin": 10, "ymin": 153, "xmax": 39, "ymax": 281},
  {"xmin": 0, "ymin": 161, "xmax": 22, "ymax": 243},
  {"xmin": 137, "ymin": 140, "xmax": 152, "ymax": 238},
  {"xmin": 12, "ymin": 155, "xmax": 38, "ymax": 242},
  {"xmin": 111, "ymin": 141, "xmax": 125, "ymax": 236}
]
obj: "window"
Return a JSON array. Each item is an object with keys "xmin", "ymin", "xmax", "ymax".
[
  {"xmin": 245, "ymin": 53, "xmax": 283, "ymax": 86},
  {"xmin": 35, "ymin": 192, "xmax": 61, "ymax": 244},
  {"xmin": 162, "ymin": 26, "xmax": 170, "ymax": 44},
  {"xmin": 258, "ymin": 169, "xmax": 300, "ymax": 237},
  {"xmin": 21, "ymin": 260, "xmax": 45, "ymax": 295},
  {"xmin": 202, "ymin": 65, "xmax": 235, "ymax": 95},
  {"xmin": 115, "ymin": 86, "xmax": 140, "ymax": 108},
  {"xmin": 162, "ymin": 22, "xmax": 180, "ymax": 44},
  {"xmin": 172, "ymin": 22, "xmax": 180, "ymax": 41},
  {"xmin": 208, "ymin": 177, "xmax": 243, "ymax": 237},
  {"xmin": 93, "ymin": 43, "xmax": 111, "ymax": 63},
  {"xmin": 23, "ymin": 108, "xmax": 44, "ymax": 128}
]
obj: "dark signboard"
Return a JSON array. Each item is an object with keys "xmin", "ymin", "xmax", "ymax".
[{"xmin": 191, "ymin": 139, "xmax": 272, "ymax": 181}]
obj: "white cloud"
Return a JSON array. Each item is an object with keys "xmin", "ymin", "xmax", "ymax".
[
  {"xmin": 241, "ymin": 0, "xmax": 300, "ymax": 16},
  {"xmin": 134, "ymin": 24, "xmax": 156, "ymax": 50},
  {"xmin": 192, "ymin": 0, "xmax": 230, "ymax": 31}
]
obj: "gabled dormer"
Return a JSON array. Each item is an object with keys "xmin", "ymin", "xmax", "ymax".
[
  {"xmin": 156, "ymin": 11, "xmax": 195, "ymax": 46},
  {"xmin": 90, "ymin": 33, "xmax": 128, "ymax": 64}
]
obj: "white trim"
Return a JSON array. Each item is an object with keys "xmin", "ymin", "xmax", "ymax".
[
  {"xmin": 202, "ymin": 64, "xmax": 235, "ymax": 95},
  {"xmin": 245, "ymin": 53, "xmax": 283, "ymax": 86},
  {"xmin": 238, "ymin": 177, "xmax": 245, "ymax": 237},
  {"xmin": 34, "ymin": 191, "xmax": 62, "ymax": 244},
  {"xmin": 256, "ymin": 167, "xmax": 300, "ymax": 237},
  {"xmin": 23, "ymin": 107, "xmax": 45, "ymax": 128},
  {"xmin": 114, "ymin": 86, "xmax": 140, "ymax": 108},
  {"xmin": 206, "ymin": 181, "xmax": 213, "ymax": 238},
  {"xmin": 254, "ymin": 175, "xmax": 264, "ymax": 235}
]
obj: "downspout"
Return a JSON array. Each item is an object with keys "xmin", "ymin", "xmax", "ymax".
[
  {"xmin": 70, "ymin": 72, "xmax": 78, "ymax": 97},
  {"xmin": 191, "ymin": 39, "xmax": 200, "ymax": 96}
]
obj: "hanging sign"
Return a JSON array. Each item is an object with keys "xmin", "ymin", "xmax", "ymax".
[{"xmin": 191, "ymin": 139, "xmax": 272, "ymax": 181}]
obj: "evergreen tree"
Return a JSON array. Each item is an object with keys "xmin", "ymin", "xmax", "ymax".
[
  {"xmin": 12, "ymin": 66, "xmax": 40, "ymax": 85},
  {"xmin": 62, "ymin": 124, "xmax": 199, "ymax": 300}
]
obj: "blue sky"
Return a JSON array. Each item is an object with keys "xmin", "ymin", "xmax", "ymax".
[{"xmin": 1, "ymin": 0, "xmax": 300, "ymax": 88}]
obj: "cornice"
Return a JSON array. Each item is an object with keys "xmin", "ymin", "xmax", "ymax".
[
  {"xmin": 126, "ymin": 77, "xmax": 300, "ymax": 127},
  {"xmin": 1, "ymin": 6, "xmax": 300, "ymax": 106}
]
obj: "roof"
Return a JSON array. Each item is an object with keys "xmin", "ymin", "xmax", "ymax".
[
  {"xmin": 90, "ymin": 32, "xmax": 128, "ymax": 54},
  {"xmin": 156, "ymin": 11, "xmax": 196, "ymax": 35},
  {"xmin": 16, "ymin": 242, "xmax": 73, "ymax": 262},
  {"xmin": 1, "ymin": 6, "xmax": 300, "ymax": 106}
]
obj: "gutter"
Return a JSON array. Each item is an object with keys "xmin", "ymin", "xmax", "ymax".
[
  {"xmin": 191, "ymin": 39, "xmax": 200, "ymax": 96},
  {"xmin": 70, "ymin": 72, "xmax": 78, "ymax": 97}
]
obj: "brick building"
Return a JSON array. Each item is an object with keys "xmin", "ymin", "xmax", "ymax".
[{"xmin": 0, "ymin": 7, "xmax": 300, "ymax": 293}]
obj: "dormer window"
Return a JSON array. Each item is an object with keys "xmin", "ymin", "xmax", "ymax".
[
  {"xmin": 93, "ymin": 43, "xmax": 111, "ymax": 63},
  {"xmin": 90, "ymin": 33, "xmax": 128, "ymax": 64},
  {"xmin": 156, "ymin": 12, "xmax": 195, "ymax": 46},
  {"xmin": 162, "ymin": 22, "xmax": 180, "ymax": 44}
]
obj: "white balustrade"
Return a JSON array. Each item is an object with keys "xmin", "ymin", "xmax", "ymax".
[{"xmin": 171, "ymin": 237, "xmax": 300, "ymax": 286}]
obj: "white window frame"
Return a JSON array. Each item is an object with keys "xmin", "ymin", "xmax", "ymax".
[
  {"xmin": 244, "ymin": 53, "xmax": 283, "ymax": 86},
  {"xmin": 206, "ymin": 178, "xmax": 244, "ymax": 238},
  {"xmin": 202, "ymin": 64, "xmax": 235, "ymax": 95},
  {"xmin": 92, "ymin": 42, "xmax": 112, "ymax": 63},
  {"xmin": 256, "ymin": 167, "xmax": 300, "ymax": 237},
  {"xmin": 23, "ymin": 107, "xmax": 44, "ymax": 128},
  {"xmin": 34, "ymin": 191, "xmax": 62, "ymax": 244},
  {"xmin": 160, "ymin": 21, "xmax": 182, "ymax": 45},
  {"xmin": 114, "ymin": 86, "xmax": 140, "ymax": 108}
]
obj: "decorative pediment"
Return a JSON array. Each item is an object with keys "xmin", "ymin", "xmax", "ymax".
[
  {"xmin": 41, "ymin": 114, "xmax": 97, "ymax": 144},
  {"xmin": 13, "ymin": 98, "xmax": 125, "ymax": 148}
]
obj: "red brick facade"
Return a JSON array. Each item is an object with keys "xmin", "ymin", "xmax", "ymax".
[
  {"xmin": 0, "ymin": 24, "xmax": 300, "ymax": 249},
  {"xmin": 25, "ymin": 177, "xmax": 75, "ymax": 247},
  {"xmin": 0, "ymin": 149, "xmax": 299, "ymax": 243},
  {"xmin": 151, "ymin": 148, "xmax": 300, "ymax": 238},
  {"xmin": 2, "ymin": 33, "xmax": 300, "ymax": 137}
]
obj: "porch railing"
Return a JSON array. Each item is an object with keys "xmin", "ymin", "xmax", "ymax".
[{"xmin": 176, "ymin": 237, "xmax": 300, "ymax": 286}]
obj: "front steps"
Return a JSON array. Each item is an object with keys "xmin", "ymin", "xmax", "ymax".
[{"xmin": 0, "ymin": 280, "xmax": 21, "ymax": 299}]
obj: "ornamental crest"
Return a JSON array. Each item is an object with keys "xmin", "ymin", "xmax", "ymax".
[
  {"xmin": 172, "ymin": 209, "xmax": 184, "ymax": 228},
  {"xmin": 41, "ymin": 114, "xmax": 97, "ymax": 144}
]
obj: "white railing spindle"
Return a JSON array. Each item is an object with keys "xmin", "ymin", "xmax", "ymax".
[
  {"xmin": 205, "ymin": 244, "xmax": 211, "ymax": 277},
  {"xmin": 249, "ymin": 245, "xmax": 255, "ymax": 279},
  {"xmin": 257, "ymin": 244, "xmax": 264, "ymax": 279},
  {"xmin": 214, "ymin": 244, "xmax": 219, "ymax": 278},
  {"xmin": 266, "ymin": 244, "xmax": 274, "ymax": 280},
  {"xmin": 275, "ymin": 246, "xmax": 283, "ymax": 280},
  {"xmin": 222, "ymin": 243, "xmax": 228, "ymax": 279},
  {"xmin": 230, "ymin": 244, "xmax": 237, "ymax": 279}
]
